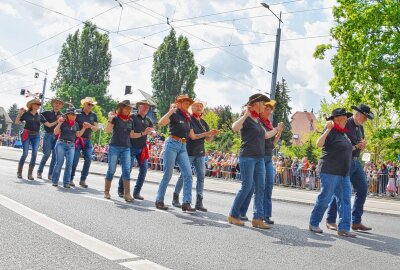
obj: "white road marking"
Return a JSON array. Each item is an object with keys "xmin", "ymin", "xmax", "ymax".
[
  {"xmin": 0, "ymin": 194, "xmax": 137, "ymax": 261},
  {"xmin": 83, "ymin": 195, "xmax": 114, "ymax": 203},
  {"xmin": 120, "ymin": 259, "xmax": 171, "ymax": 270}
]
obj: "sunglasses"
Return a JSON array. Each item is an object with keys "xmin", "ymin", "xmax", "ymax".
[
  {"xmin": 32, "ymin": 103, "xmax": 41, "ymax": 106},
  {"xmin": 87, "ymin": 103, "xmax": 94, "ymax": 107}
]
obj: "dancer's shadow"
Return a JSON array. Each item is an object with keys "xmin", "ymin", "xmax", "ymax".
[
  {"xmin": 168, "ymin": 210, "xmax": 231, "ymax": 228},
  {"xmin": 112, "ymin": 199, "xmax": 159, "ymax": 213},
  {"xmin": 337, "ymin": 232, "xmax": 400, "ymax": 256},
  {"xmin": 16, "ymin": 178, "xmax": 45, "ymax": 186}
]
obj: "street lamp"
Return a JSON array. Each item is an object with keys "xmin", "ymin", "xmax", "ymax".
[
  {"xmin": 33, "ymin": 67, "xmax": 47, "ymax": 112},
  {"xmin": 260, "ymin": 2, "xmax": 282, "ymax": 102}
]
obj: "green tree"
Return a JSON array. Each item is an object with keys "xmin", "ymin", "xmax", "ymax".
[
  {"xmin": 51, "ymin": 22, "xmax": 115, "ymax": 115},
  {"xmin": 314, "ymin": 0, "xmax": 400, "ymax": 112},
  {"xmin": 151, "ymin": 29, "xmax": 198, "ymax": 119},
  {"xmin": 213, "ymin": 105, "xmax": 234, "ymax": 131},
  {"xmin": 273, "ymin": 78, "xmax": 293, "ymax": 145},
  {"xmin": 7, "ymin": 103, "xmax": 23, "ymax": 136}
]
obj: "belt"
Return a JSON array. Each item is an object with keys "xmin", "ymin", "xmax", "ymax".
[
  {"xmin": 58, "ymin": 139, "xmax": 74, "ymax": 144},
  {"xmin": 81, "ymin": 137, "xmax": 91, "ymax": 140},
  {"xmin": 169, "ymin": 135, "xmax": 187, "ymax": 143},
  {"xmin": 28, "ymin": 131, "xmax": 39, "ymax": 135},
  {"xmin": 353, "ymin": 157, "xmax": 359, "ymax": 161}
]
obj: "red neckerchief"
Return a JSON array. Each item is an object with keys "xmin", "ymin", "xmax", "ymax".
[
  {"xmin": 117, "ymin": 114, "xmax": 130, "ymax": 121},
  {"xmin": 333, "ymin": 123, "xmax": 350, "ymax": 133},
  {"xmin": 259, "ymin": 116, "xmax": 273, "ymax": 131},
  {"xmin": 179, "ymin": 109, "xmax": 191, "ymax": 122},
  {"xmin": 22, "ymin": 129, "xmax": 29, "ymax": 142},
  {"xmin": 250, "ymin": 110, "xmax": 259, "ymax": 118},
  {"xmin": 192, "ymin": 113, "xmax": 202, "ymax": 119},
  {"xmin": 75, "ymin": 137, "xmax": 85, "ymax": 149},
  {"xmin": 139, "ymin": 146, "xmax": 149, "ymax": 165},
  {"xmin": 66, "ymin": 120, "xmax": 76, "ymax": 127}
]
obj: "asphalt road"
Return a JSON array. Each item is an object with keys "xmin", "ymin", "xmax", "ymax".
[{"xmin": 0, "ymin": 158, "xmax": 399, "ymax": 270}]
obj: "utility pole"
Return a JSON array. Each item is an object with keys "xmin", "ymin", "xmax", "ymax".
[{"xmin": 34, "ymin": 68, "xmax": 47, "ymax": 112}]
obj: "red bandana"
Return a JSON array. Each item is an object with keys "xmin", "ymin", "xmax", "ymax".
[
  {"xmin": 66, "ymin": 120, "xmax": 75, "ymax": 127},
  {"xmin": 118, "ymin": 114, "xmax": 130, "ymax": 121},
  {"xmin": 192, "ymin": 113, "xmax": 202, "ymax": 119},
  {"xmin": 333, "ymin": 123, "xmax": 349, "ymax": 133},
  {"xmin": 250, "ymin": 110, "xmax": 259, "ymax": 118},
  {"xmin": 179, "ymin": 109, "xmax": 191, "ymax": 122},
  {"xmin": 259, "ymin": 117, "xmax": 273, "ymax": 131}
]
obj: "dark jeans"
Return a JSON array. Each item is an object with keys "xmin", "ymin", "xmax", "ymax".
[
  {"xmin": 118, "ymin": 147, "xmax": 148, "ymax": 195},
  {"xmin": 326, "ymin": 160, "xmax": 368, "ymax": 224},
  {"xmin": 19, "ymin": 134, "xmax": 40, "ymax": 166},
  {"xmin": 71, "ymin": 139, "xmax": 93, "ymax": 182},
  {"xmin": 38, "ymin": 133, "xmax": 57, "ymax": 175}
]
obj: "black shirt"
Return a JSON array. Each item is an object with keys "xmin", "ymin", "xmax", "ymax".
[
  {"xmin": 131, "ymin": 114, "xmax": 153, "ymax": 148},
  {"xmin": 346, "ymin": 117, "xmax": 364, "ymax": 158},
  {"xmin": 260, "ymin": 121, "xmax": 274, "ymax": 156},
  {"xmin": 58, "ymin": 122, "xmax": 79, "ymax": 142},
  {"xmin": 40, "ymin": 110, "xmax": 62, "ymax": 133},
  {"xmin": 318, "ymin": 129, "xmax": 353, "ymax": 177},
  {"xmin": 110, "ymin": 117, "xmax": 134, "ymax": 147},
  {"xmin": 20, "ymin": 111, "xmax": 41, "ymax": 132},
  {"xmin": 168, "ymin": 109, "xmax": 191, "ymax": 139},
  {"xmin": 187, "ymin": 116, "xmax": 210, "ymax": 157},
  {"xmin": 239, "ymin": 117, "xmax": 266, "ymax": 157},
  {"xmin": 76, "ymin": 111, "xmax": 98, "ymax": 139}
]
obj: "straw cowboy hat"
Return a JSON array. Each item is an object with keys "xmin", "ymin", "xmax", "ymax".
[
  {"xmin": 189, "ymin": 99, "xmax": 207, "ymax": 114},
  {"xmin": 80, "ymin": 97, "xmax": 97, "ymax": 106},
  {"xmin": 26, "ymin": 98, "xmax": 42, "ymax": 110},
  {"xmin": 136, "ymin": 99, "xmax": 152, "ymax": 108},
  {"xmin": 264, "ymin": 100, "xmax": 276, "ymax": 108},
  {"xmin": 175, "ymin": 95, "xmax": 194, "ymax": 105},
  {"xmin": 50, "ymin": 97, "xmax": 65, "ymax": 106}
]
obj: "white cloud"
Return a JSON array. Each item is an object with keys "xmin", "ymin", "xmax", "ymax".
[{"xmin": 0, "ymin": 3, "xmax": 17, "ymax": 17}]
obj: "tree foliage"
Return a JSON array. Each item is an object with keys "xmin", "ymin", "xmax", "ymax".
[
  {"xmin": 273, "ymin": 78, "xmax": 293, "ymax": 145},
  {"xmin": 51, "ymin": 22, "xmax": 115, "ymax": 114},
  {"xmin": 151, "ymin": 29, "xmax": 198, "ymax": 119},
  {"xmin": 314, "ymin": 0, "xmax": 400, "ymax": 112},
  {"xmin": 7, "ymin": 103, "xmax": 23, "ymax": 136}
]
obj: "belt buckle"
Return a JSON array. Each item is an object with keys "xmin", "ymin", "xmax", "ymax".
[{"xmin": 181, "ymin": 138, "xmax": 187, "ymax": 143}]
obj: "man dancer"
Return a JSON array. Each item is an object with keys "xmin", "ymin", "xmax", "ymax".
[
  {"xmin": 37, "ymin": 97, "xmax": 64, "ymax": 180},
  {"xmin": 70, "ymin": 97, "xmax": 98, "ymax": 188},
  {"xmin": 326, "ymin": 104, "xmax": 374, "ymax": 231},
  {"xmin": 117, "ymin": 100, "xmax": 155, "ymax": 199}
]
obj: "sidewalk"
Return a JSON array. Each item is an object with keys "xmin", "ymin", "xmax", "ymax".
[{"xmin": 1, "ymin": 146, "xmax": 399, "ymax": 216}]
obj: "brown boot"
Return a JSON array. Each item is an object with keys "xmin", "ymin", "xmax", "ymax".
[
  {"xmin": 326, "ymin": 223, "xmax": 337, "ymax": 231},
  {"xmin": 123, "ymin": 180, "xmax": 134, "ymax": 202},
  {"xmin": 104, "ymin": 180, "xmax": 112, "ymax": 199},
  {"xmin": 182, "ymin": 202, "xmax": 196, "ymax": 213},
  {"xmin": 195, "ymin": 195, "xmax": 207, "ymax": 212},
  {"xmin": 17, "ymin": 164, "xmax": 23, "ymax": 178},
  {"xmin": 155, "ymin": 201, "xmax": 168, "ymax": 210},
  {"xmin": 27, "ymin": 165, "xmax": 35, "ymax": 180},
  {"xmin": 228, "ymin": 216, "xmax": 244, "ymax": 226},
  {"xmin": 251, "ymin": 219, "xmax": 270, "ymax": 229},
  {"xmin": 37, "ymin": 172, "xmax": 42, "ymax": 179},
  {"xmin": 352, "ymin": 223, "xmax": 372, "ymax": 231}
]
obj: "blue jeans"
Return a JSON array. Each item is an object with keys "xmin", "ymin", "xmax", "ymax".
[
  {"xmin": 105, "ymin": 145, "xmax": 131, "ymax": 181},
  {"xmin": 51, "ymin": 141, "xmax": 75, "ymax": 185},
  {"xmin": 326, "ymin": 160, "xmax": 368, "ymax": 224},
  {"xmin": 156, "ymin": 138, "xmax": 193, "ymax": 203},
  {"xmin": 117, "ymin": 147, "xmax": 148, "ymax": 195},
  {"xmin": 310, "ymin": 173, "xmax": 352, "ymax": 231},
  {"xmin": 230, "ymin": 156, "xmax": 266, "ymax": 220},
  {"xmin": 19, "ymin": 134, "xmax": 40, "ymax": 166},
  {"xmin": 38, "ymin": 133, "xmax": 57, "ymax": 175},
  {"xmin": 175, "ymin": 156, "xmax": 205, "ymax": 197},
  {"xmin": 71, "ymin": 139, "xmax": 93, "ymax": 182}
]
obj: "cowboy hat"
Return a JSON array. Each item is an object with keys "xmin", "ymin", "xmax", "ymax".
[
  {"xmin": 64, "ymin": 107, "xmax": 80, "ymax": 115},
  {"xmin": 50, "ymin": 97, "xmax": 65, "ymax": 106},
  {"xmin": 189, "ymin": 99, "xmax": 207, "ymax": 114},
  {"xmin": 136, "ymin": 99, "xmax": 152, "ymax": 108},
  {"xmin": 265, "ymin": 100, "xmax": 276, "ymax": 108},
  {"xmin": 351, "ymin": 104, "xmax": 374, "ymax": 120},
  {"xmin": 326, "ymin": 108, "xmax": 353, "ymax": 121},
  {"xmin": 245, "ymin": 93, "xmax": 270, "ymax": 106},
  {"xmin": 175, "ymin": 95, "xmax": 194, "ymax": 105},
  {"xmin": 26, "ymin": 98, "xmax": 42, "ymax": 110},
  {"xmin": 118, "ymin": 100, "xmax": 134, "ymax": 107},
  {"xmin": 80, "ymin": 97, "xmax": 97, "ymax": 106}
]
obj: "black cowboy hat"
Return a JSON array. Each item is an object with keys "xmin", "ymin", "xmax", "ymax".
[
  {"xmin": 326, "ymin": 108, "xmax": 353, "ymax": 121},
  {"xmin": 64, "ymin": 107, "xmax": 80, "ymax": 115},
  {"xmin": 351, "ymin": 104, "xmax": 374, "ymax": 120},
  {"xmin": 118, "ymin": 100, "xmax": 134, "ymax": 107},
  {"xmin": 245, "ymin": 93, "xmax": 270, "ymax": 105}
]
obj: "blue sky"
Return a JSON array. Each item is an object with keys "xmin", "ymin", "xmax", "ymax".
[{"xmin": 0, "ymin": 0, "xmax": 337, "ymax": 115}]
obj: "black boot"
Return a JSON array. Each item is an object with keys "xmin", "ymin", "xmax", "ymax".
[
  {"xmin": 17, "ymin": 163, "xmax": 23, "ymax": 179},
  {"xmin": 195, "ymin": 194, "xmax": 207, "ymax": 212},
  {"xmin": 27, "ymin": 165, "xmax": 35, "ymax": 180},
  {"xmin": 172, "ymin": 192, "xmax": 181, "ymax": 208}
]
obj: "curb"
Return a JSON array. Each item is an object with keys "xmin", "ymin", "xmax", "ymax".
[{"xmin": 2, "ymin": 156, "xmax": 400, "ymax": 217}]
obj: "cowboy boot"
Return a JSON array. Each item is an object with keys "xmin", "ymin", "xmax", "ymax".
[
  {"xmin": 27, "ymin": 165, "xmax": 35, "ymax": 180},
  {"xmin": 195, "ymin": 194, "xmax": 207, "ymax": 212},
  {"xmin": 17, "ymin": 163, "xmax": 23, "ymax": 178},
  {"xmin": 37, "ymin": 171, "xmax": 42, "ymax": 179},
  {"xmin": 104, "ymin": 180, "xmax": 112, "ymax": 199},
  {"xmin": 172, "ymin": 192, "xmax": 181, "ymax": 208},
  {"xmin": 181, "ymin": 202, "xmax": 196, "ymax": 213},
  {"xmin": 123, "ymin": 180, "xmax": 134, "ymax": 202}
]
